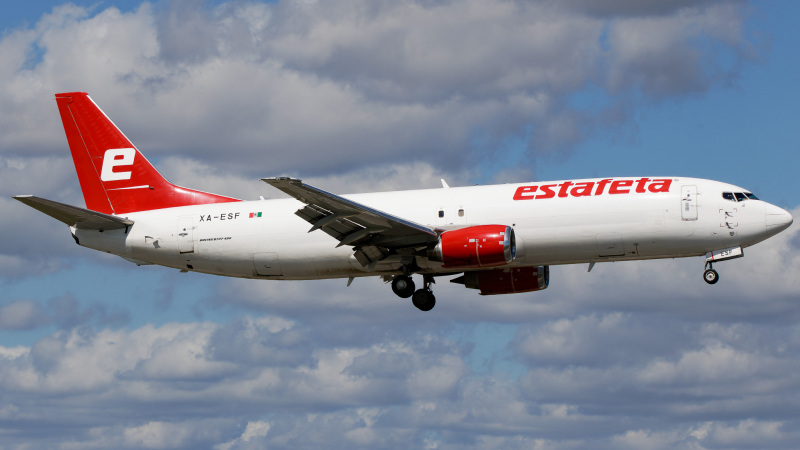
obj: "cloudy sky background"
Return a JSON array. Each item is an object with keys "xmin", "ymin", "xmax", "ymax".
[{"xmin": 1, "ymin": 0, "xmax": 799, "ymax": 448}]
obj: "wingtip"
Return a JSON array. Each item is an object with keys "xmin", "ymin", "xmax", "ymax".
[
  {"xmin": 262, "ymin": 177, "xmax": 302, "ymax": 184},
  {"xmin": 12, "ymin": 194, "xmax": 36, "ymax": 203}
]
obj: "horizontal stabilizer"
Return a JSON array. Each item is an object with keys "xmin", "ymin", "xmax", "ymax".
[{"xmin": 13, "ymin": 195, "xmax": 134, "ymax": 231}]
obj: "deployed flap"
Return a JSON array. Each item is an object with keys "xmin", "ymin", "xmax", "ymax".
[
  {"xmin": 262, "ymin": 177, "xmax": 438, "ymax": 249},
  {"xmin": 13, "ymin": 195, "xmax": 134, "ymax": 231}
]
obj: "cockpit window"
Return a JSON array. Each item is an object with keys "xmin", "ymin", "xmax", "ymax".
[{"xmin": 723, "ymin": 191, "xmax": 759, "ymax": 202}]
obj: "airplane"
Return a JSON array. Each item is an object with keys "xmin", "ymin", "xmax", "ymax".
[{"xmin": 13, "ymin": 92, "xmax": 794, "ymax": 311}]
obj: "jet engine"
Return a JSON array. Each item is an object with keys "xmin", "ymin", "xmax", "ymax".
[
  {"xmin": 427, "ymin": 225, "xmax": 515, "ymax": 268},
  {"xmin": 452, "ymin": 266, "xmax": 550, "ymax": 295}
]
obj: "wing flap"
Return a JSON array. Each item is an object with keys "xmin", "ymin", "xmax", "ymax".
[
  {"xmin": 262, "ymin": 177, "xmax": 438, "ymax": 250},
  {"xmin": 13, "ymin": 195, "xmax": 134, "ymax": 230}
]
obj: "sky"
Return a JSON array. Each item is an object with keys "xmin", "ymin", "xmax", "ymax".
[{"xmin": 1, "ymin": 0, "xmax": 799, "ymax": 448}]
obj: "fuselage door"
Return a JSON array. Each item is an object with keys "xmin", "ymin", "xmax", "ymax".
[
  {"xmin": 681, "ymin": 185, "xmax": 698, "ymax": 221},
  {"xmin": 177, "ymin": 216, "xmax": 194, "ymax": 253}
]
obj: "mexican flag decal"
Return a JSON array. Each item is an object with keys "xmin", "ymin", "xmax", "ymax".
[{"xmin": 249, "ymin": 212, "xmax": 262, "ymax": 218}]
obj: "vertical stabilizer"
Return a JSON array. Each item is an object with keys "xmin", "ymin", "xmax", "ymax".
[{"xmin": 55, "ymin": 92, "xmax": 239, "ymax": 214}]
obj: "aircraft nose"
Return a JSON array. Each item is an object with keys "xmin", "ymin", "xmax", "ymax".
[{"xmin": 765, "ymin": 203, "xmax": 793, "ymax": 232}]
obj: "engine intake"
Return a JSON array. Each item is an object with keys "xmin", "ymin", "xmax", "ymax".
[{"xmin": 428, "ymin": 225, "xmax": 515, "ymax": 268}]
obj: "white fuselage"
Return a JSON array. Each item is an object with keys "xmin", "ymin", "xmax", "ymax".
[{"xmin": 72, "ymin": 177, "xmax": 791, "ymax": 280}]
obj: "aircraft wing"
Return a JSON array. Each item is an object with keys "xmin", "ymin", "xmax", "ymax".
[
  {"xmin": 262, "ymin": 178, "xmax": 439, "ymax": 254},
  {"xmin": 13, "ymin": 195, "xmax": 134, "ymax": 231}
]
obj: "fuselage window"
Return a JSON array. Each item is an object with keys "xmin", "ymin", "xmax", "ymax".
[
  {"xmin": 438, "ymin": 210, "xmax": 444, "ymax": 218},
  {"xmin": 735, "ymin": 192, "xmax": 747, "ymax": 202},
  {"xmin": 458, "ymin": 208, "xmax": 465, "ymax": 217},
  {"xmin": 722, "ymin": 192, "xmax": 735, "ymax": 201}
]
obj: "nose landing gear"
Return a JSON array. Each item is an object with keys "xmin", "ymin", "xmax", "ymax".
[
  {"xmin": 703, "ymin": 261, "xmax": 719, "ymax": 285},
  {"xmin": 703, "ymin": 246, "xmax": 743, "ymax": 285}
]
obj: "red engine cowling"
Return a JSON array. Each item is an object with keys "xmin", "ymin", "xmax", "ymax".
[
  {"xmin": 428, "ymin": 225, "xmax": 515, "ymax": 268},
  {"xmin": 454, "ymin": 266, "xmax": 549, "ymax": 295}
]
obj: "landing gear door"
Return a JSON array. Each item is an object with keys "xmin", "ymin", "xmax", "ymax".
[{"xmin": 681, "ymin": 185, "xmax": 698, "ymax": 221}]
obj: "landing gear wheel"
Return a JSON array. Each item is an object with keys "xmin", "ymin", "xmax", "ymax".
[
  {"xmin": 392, "ymin": 275, "xmax": 415, "ymax": 298},
  {"xmin": 412, "ymin": 289, "xmax": 436, "ymax": 311},
  {"xmin": 703, "ymin": 269, "xmax": 719, "ymax": 284}
]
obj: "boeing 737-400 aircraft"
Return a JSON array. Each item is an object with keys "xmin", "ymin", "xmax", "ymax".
[{"xmin": 14, "ymin": 92, "xmax": 794, "ymax": 311}]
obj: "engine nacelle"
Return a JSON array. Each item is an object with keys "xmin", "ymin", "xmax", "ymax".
[
  {"xmin": 455, "ymin": 266, "xmax": 550, "ymax": 295},
  {"xmin": 428, "ymin": 225, "xmax": 515, "ymax": 268}
]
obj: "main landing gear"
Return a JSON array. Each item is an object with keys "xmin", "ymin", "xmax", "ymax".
[
  {"xmin": 391, "ymin": 275, "xmax": 415, "ymax": 298},
  {"xmin": 703, "ymin": 261, "xmax": 719, "ymax": 285},
  {"xmin": 392, "ymin": 274, "xmax": 436, "ymax": 311}
]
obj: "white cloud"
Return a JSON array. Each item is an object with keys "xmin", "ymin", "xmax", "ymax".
[
  {"xmin": 611, "ymin": 419, "xmax": 800, "ymax": 450},
  {"xmin": 605, "ymin": 2, "xmax": 751, "ymax": 96},
  {"xmin": 0, "ymin": 0, "xmax": 756, "ymax": 177},
  {"xmin": 0, "ymin": 300, "xmax": 49, "ymax": 330},
  {"xmin": 157, "ymin": 156, "xmax": 474, "ymax": 201},
  {"xmin": 0, "ymin": 295, "xmax": 799, "ymax": 448},
  {"xmin": 216, "ymin": 420, "xmax": 270, "ymax": 450},
  {"xmin": 122, "ymin": 421, "xmax": 194, "ymax": 449},
  {"xmin": 0, "ymin": 318, "xmax": 471, "ymax": 447}
]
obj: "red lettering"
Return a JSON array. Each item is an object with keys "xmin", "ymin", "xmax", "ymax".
[
  {"xmin": 513, "ymin": 185, "xmax": 537, "ymax": 200},
  {"xmin": 570, "ymin": 182, "xmax": 594, "ymax": 197},
  {"xmin": 594, "ymin": 179, "xmax": 612, "ymax": 195},
  {"xmin": 648, "ymin": 179, "xmax": 672, "ymax": 193},
  {"xmin": 557, "ymin": 181, "xmax": 573, "ymax": 197},
  {"xmin": 635, "ymin": 177, "xmax": 650, "ymax": 193},
  {"xmin": 609, "ymin": 179, "xmax": 633, "ymax": 194},
  {"xmin": 536, "ymin": 184, "xmax": 556, "ymax": 199},
  {"xmin": 512, "ymin": 178, "xmax": 674, "ymax": 200}
]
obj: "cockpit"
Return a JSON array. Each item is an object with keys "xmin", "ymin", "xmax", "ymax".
[{"xmin": 722, "ymin": 191, "xmax": 758, "ymax": 202}]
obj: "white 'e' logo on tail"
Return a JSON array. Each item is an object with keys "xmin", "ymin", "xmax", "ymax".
[{"xmin": 101, "ymin": 148, "xmax": 136, "ymax": 181}]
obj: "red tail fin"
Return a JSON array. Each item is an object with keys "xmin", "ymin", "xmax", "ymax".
[{"xmin": 55, "ymin": 92, "xmax": 239, "ymax": 214}]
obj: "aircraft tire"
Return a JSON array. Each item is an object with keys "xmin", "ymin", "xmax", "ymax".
[
  {"xmin": 412, "ymin": 289, "xmax": 436, "ymax": 311},
  {"xmin": 703, "ymin": 269, "xmax": 719, "ymax": 284},
  {"xmin": 392, "ymin": 275, "xmax": 415, "ymax": 298}
]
